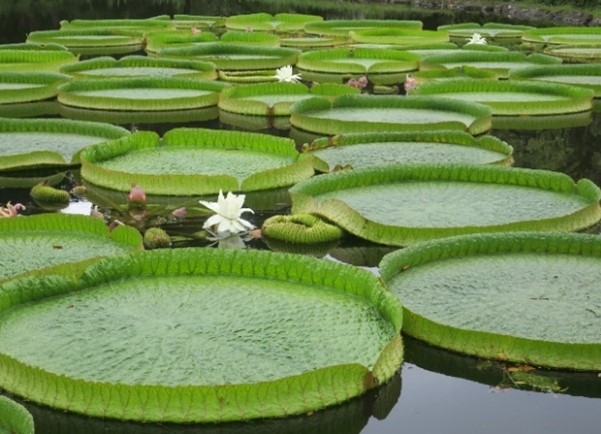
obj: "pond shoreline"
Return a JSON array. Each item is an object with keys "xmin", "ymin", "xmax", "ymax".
[{"xmin": 398, "ymin": 0, "xmax": 601, "ymax": 26}]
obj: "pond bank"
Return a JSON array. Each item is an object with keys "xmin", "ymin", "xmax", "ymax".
[{"xmin": 400, "ymin": 0, "xmax": 601, "ymax": 26}]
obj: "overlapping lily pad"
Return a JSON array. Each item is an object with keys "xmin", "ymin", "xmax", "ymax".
[
  {"xmin": 0, "ymin": 71, "xmax": 70, "ymax": 104},
  {"xmin": 225, "ymin": 12, "xmax": 323, "ymax": 33},
  {"xmin": 57, "ymin": 77, "xmax": 226, "ymax": 111},
  {"xmin": 302, "ymin": 130, "xmax": 513, "ymax": 172},
  {"xmin": 220, "ymin": 30, "xmax": 280, "ymax": 47},
  {"xmin": 290, "ymin": 94, "xmax": 493, "ymax": 136},
  {"xmin": 379, "ymin": 232, "xmax": 601, "ymax": 371},
  {"xmin": 0, "ymin": 248, "xmax": 403, "ymax": 422},
  {"xmin": 296, "ymin": 47, "xmax": 420, "ymax": 85},
  {"xmin": 0, "ymin": 213, "xmax": 143, "ymax": 284},
  {"xmin": 412, "ymin": 79, "xmax": 594, "ymax": 115},
  {"xmin": 289, "ymin": 164, "xmax": 601, "ymax": 246},
  {"xmin": 79, "ymin": 128, "xmax": 315, "ymax": 195},
  {"xmin": 437, "ymin": 22, "xmax": 535, "ymax": 40},
  {"xmin": 144, "ymin": 29, "xmax": 219, "ymax": 54},
  {"xmin": 218, "ymin": 82, "xmax": 359, "ymax": 116},
  {"xmin": 0, "ymin": 49, "xmax": 78, "ymax": 72},
  {"xmin": 0, "ymin": 395, "xmax": 34, "ymax": 434},
  {"xmin": 26, "ymin": 29, "xmax": 145, "ymax": 56},
  {"xmin": 420, "ymin": 51, "xmax": 562, "ymax": 78},
  {"xmin": 0, "ymin": 118, "xmax": 130, "ymax": 172},
  {"xmin": 59, "ymin": 55, "xmax": 217, "ymax": 80},
  {"xmin": 511, "ymin": 64, "xmax": 601, "ymax": 97},
  {"xmin": 304, "ymin": 19, "xmax": 422, "ymax": 37},
  {"xmin": 349, "ymin": 28, "xmax": 449, "ymax": 46},
  {"xmin": 521, "ymin": 26, "xmax": 601, "ymax": 46},
  {"xmin": 158, "ymin": 43, "xmax": 300, "ymax": 71},
  {"xmin": 543, "ymin": 45, "xmax": 601, "ymax": 64}
]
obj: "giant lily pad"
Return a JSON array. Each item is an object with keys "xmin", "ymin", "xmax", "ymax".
[
  {"xmin": 543, "ymin": 45, "xmax": 601, "ymax": 64},
  {"xmin": 0, "ymin": 395, "xmax": 34, "ymax": 434},
  {"xmin": 0, "ymin": 213, "xmax": 143, "ymax": 284},
  {"xmin": 57, "ymin": 77, "xmax": 226, "ymax": 111},
  {"xmin": 437, "ymin": 22, "xmax": 535, "ymax": 41},
  {"xmin": 59, "ymin": 55, "xmax": 217, "ymax": 80},
  {"xmin": 0, "ymin": 71, "xmax": 70, "ymax": 104},
  {"xmin": 420, "ymin": 51, "xmax": 562, "ymax": 78},
  {"xmin": 218, "ymin": 82, "xmax": 359, "ymax": 117},
  {"xmin": 144, "ymin": 29, "xmax": 219, "ymax": 54},
  {"xmin": 79, "ymin": 128, "xmax": 315, "ymax": 195},
  {"xmin": 304, "ymin": 19, "xmax": 422, "ymax": 37},
  {"xmin": 289, "ymin": 164, "xmax": 601, "ymax": 246},
  {"xmin": 412, "ymin": 79, "xmax": 594, "ymax": 115},
  {"xmin": 0, "ymin": 49, "xmax": 78, "ymax": 72},
  {"xmin": 26, "ymin": 29, "xmax": 145, "ymax": 56},
  {"xmin": 0, "ymin": 248, "xmax": 403, "ymax": 422},
  {"xmin": 290, "ymin": 94, "xmax": 493, "ymax": 136},
  {"xmin": 225, "ymin": 12, "xmax": 323, "ymax": 33},
  {"xmin": 220, "ymin": 30, "xmax": 280, "ymax": 47},
  {"xmin": 158, "ymin": 43, "xmax": 300, "ymax": 71},
  {"xmin": 521, "ymin": 26, "xmax": 601, "ymax": 46},
  {"xmin": 0, "ymin": 118, "xmax": 130, "ymax": 172},
  {"xmin": 511, "ymin": 63, "xmax": 601, "ymax": 97},
  {"xmin": 296, "ymin": 47, "xmax": 420, "ymax": 85},
  {"xmin": 349, "ymin": 28, "xmax": 449, "ymax": 46},
  {"xmin": 302, "ymin": 130, "xmax": 513, "ymax": 172},
  {"xmin": 379, "ymin": 232, "xmax": 601, "ymax": 371}
]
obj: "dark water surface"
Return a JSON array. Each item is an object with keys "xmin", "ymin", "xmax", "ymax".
[{"xmin": 1, "ymin": 1, "xmax": 600, "ymax": 433}]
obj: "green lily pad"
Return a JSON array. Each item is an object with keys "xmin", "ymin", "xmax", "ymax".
[
  {"xmin": 420, "ymin": 51, "xmax": 562, "ymax": 79},
  {"xmin": 412, "ymin": 79, "xmax": 594, "ymax": 115},
  {"xmin": 0, "ymin": 71, "xmax": 70, "ymax": 104},
  {"xmin": 511, "ymin": 63, "xmax": 601, "ymax": 97},
  {"xmin": 172, "ymin": 14, "xmax": 226, "ymax": 30},
  {"xmin": 304, "ymin": 19, "xmax": 422, "ymax": 37},
  {"xmin": 437, "ymin": 22, "xmax": 535, "ymax": 40},
  {"xmin": 0, "ymin": 118, "xmax": 130, "ymax": 172},
  {"xmin": 158, "ymin": 43, "xmax": 300, "ymax": 71},
  {"xmin": 0, "ymin": 395, "xmax": 34, "ymax": 434},
  {"xmin": 521, "ymin": 26, "xmax": 601, "ymax": 46},
  {"xmin": 79, "ymin": 128, "xmax": 315, "ymax": 195},
  {"xmin": 0, "ymin": 213, "xmax": 143, "ymax": 284},
  {"xmin": 59, "ymin": 105, "xmax": 219, "ymax": 126},
  {"xmin": 290, "ymin": 94, "xmax": 493, "ymax": 136},
  {"xmin": 0, "ymin": 49, "xmax": 78, "ymax": 72},
  {"xmin": 144, "ymin": 29, "xmax": 219, "ymax": 54},
  {"xmin": 379, "ymin": 232, "xmax": 601, "ymax": 371},
  {"xmin": 225, "ymin": 12, "xmax": 323, "ymax": 33},
  {"xmin": 491, "ymin": 111, "xmax": 593, "ymax": 131},
  {"xmin": 218, "ymin": 82, "xmax": 359, "ymax": 116},
  {"xmin": 57, "ymin": 77, "xmax": 226, "ymax": 111},
  {"xmin": 543, "ymin": 45, "xmax": 601, "ymax": 64},
  {"xmin": 0, "ymin": 248, "xmax": 403, "ymax": 422},
  {"xmin": 289, "ymin": 164, "xmax": 601, "ymax": 246},
  {"xmin": 302, "ymin": 130, "xmax": 513, "ymax": 172},
  {"xmin": 20, "ymin": 372, "xmax": 401, "ymax": 433},
  {"xmin": 220, "ymin": 30, "xmax": 280, "ymax": 47},
  {"xmin": 26, "ymin": 29, "xmax": 145, "ymax": 56},
  {"xmin": 296, "ymin": 47, "xmax": 420, "ymax": 85},
  {"xmin": 280, "ymin": 35, "xmax": 348, "ymax": 50},
  {"xmin": 59, "ymin": 55, "xmax": 217, "ymax": 80},
  {"xmin": 349, "ymin": 28, "xmax": 449, "ymax": 46}
]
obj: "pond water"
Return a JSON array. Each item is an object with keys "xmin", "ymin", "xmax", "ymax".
[{"xmin": 1, "ymin": 1, "xmax": 600, "ymax": 433}]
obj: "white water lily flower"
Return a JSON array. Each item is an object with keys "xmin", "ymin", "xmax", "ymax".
[
  {"xmin": 199, "ymin": 190, "xmax": 255, "ymax": 235},
  {"xmin": 274, "ymin": 65, "xmax": 302, "ymax": 83},
  {"xmin": 466, "ymin": 32, "xmax": 487, "ymax": 45}
]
